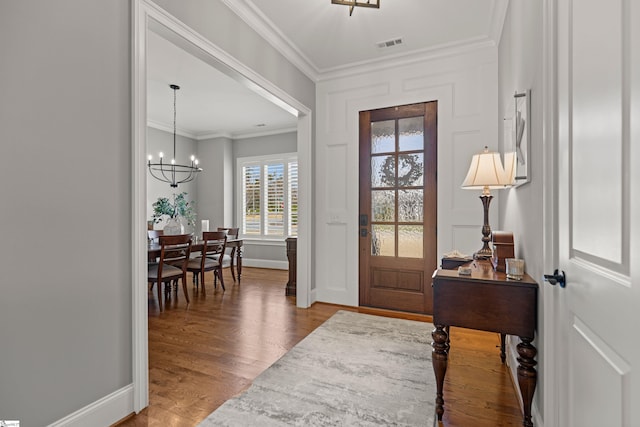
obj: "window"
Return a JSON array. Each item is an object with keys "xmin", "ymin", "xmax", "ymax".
[{"xmin": 238, "ymin": 153, "xmax": 298, "ymax": 239}]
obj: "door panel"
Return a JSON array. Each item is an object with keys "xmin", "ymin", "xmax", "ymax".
[
  {"xmin": 359, "ymin": 102, "xmax": 437, "ymax": 314},
  {"xmin": 556, "ymin": 0, "xmax": 639, "ymax": 425}
]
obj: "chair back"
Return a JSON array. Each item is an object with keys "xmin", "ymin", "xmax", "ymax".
[
  {"xmin": 202, "ymin": 231, "xmax": 227, "ymax": 261},
  {"xmin": 158, "ymin": 234, "xmax": 192, "ymax": 276},
  {"xmin": 217, "ymin": 227, "xmax": 239, "ymax": 240}
]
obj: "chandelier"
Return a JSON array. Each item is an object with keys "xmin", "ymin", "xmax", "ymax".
[
  {"xmin": 331, "ymin": 0, "xmax": 380, "ymax": 16},
  {"xmin": 147, "ymin": 84, "xmax": 202, "ymax": 188}
]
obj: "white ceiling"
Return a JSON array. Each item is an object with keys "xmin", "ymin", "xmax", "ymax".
[
  {"xmin": 147, "ymin": 0, "xmax": 507, "ymax": 138},
  {"xmin": 147, "ymin": 30, "xmax": 298, "ymax": 140}
]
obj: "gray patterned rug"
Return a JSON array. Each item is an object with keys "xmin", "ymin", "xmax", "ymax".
[{"xmin": 198, "ymin": 310, "xmax": 436, "ymax": 426}]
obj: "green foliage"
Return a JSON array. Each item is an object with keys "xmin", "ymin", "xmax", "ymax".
[{"xmin": 152, "ymin": 192, "xmax": 196, "ymax": 226}]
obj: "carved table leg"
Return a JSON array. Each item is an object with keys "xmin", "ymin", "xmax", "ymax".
[
  {"xmin": 500, "ymin": 333, "xmax": 506, "ymax": 363},
  {"xmin": 517, "ymin": 337, "xmax": 537, "ymax": 427},
  {"xmin": 432, "ymin": 324, "xmax": 449, "ymax": 421}
]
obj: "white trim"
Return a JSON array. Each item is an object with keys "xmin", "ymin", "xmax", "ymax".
[
  {"xmin": 220, "ymin": 0, "xmax": 319, "ymax": 81},
  {"xmin": 541, "ymin": 0, "xmax": 558, "ymax": 426},
  {"xmin": 295, "ymin": 114, "xmax": 313, "ymax": 308},
  {"xmin": 133, "ymin": 0, "xmax": 314, "ymax": 410},
  {"xmin": 131, "ymin": 0, "xmax": 149, "ymax": 413},
  {"xmin": 242, "ymin": 238, "xmax": 287, "ymax": 247},
  {"xmin": 317, "ymin": 38, "xmax": 496, "ymax": 82},
  {"xmin": 242, "ymin": 258, "xmax": 288, "ymax": 270},
  {"xmin": 147, "ymin": 119, "xmax": 198, "ymax": 139},
  {"xmin": 225, "ymin": 126, "xmax": 298, "ymax": 140},
  {"xmin": 47, "ymin": 385, "xmax": 134, "ymax": 427},
  {"xmin": 489, "ymin": 0, "xmax": 510, "ymax": 45},
  {"xmin": 148, "ymin": 122, "xmax": 298, "ymax": 141}
]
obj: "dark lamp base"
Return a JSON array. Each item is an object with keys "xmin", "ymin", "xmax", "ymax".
[{"xmin": 474, "ymin": 247, "xmax": 493, "ymax": 260}]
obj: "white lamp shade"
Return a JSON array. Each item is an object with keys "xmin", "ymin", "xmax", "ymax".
[
  {"xmin": 501, "ymin": 151, "xmax": 517, "ymax": 185},
  {"xmin": 461, "ymin": 147, "xmax": 510, "ymax": 190}
]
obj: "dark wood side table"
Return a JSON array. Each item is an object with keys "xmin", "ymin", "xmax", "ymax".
[
  {"xmin": 285, "ymin": 237, "xmax": 297, "ymax": 296},
  {"xmin": 431, "ymin": 261, "xmax": 538, "ymax": 427}
]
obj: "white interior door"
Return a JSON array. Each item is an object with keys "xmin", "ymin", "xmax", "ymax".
[{"xmin": 555, "ymin": 0, "xmax": 640, "ymax": 426}]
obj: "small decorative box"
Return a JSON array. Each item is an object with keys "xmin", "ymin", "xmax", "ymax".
[{"xmin": 491, "ymin": 231, "xmax": 515, "ymax": 272}]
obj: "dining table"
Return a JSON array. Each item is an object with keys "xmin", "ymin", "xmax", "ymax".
[{"xmin": 148, "ymin": 236, "xmax": 244, "ymax": 283}]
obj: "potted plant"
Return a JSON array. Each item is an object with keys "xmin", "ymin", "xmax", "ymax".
[{"xmin": 152, "ymin": 192, "xmax": 196, "ymax": 235}]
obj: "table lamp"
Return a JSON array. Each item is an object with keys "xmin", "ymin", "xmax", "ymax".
[{"xmin": 461, "ymin": 146, "xmax": 512, "ymax": 259}]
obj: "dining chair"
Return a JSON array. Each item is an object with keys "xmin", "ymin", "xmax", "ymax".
[
  {"xmin": 217, "ymin": 227, "xmax": 239, "ymax": 280},
  {"xmin": 147, "ymin": 234, "xmax": 192, "ymax": 312},
  {"xmin": 185, "ymin": 231, "xmax": 227, "ymax": 291}
]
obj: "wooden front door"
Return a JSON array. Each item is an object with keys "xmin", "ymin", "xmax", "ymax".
[{"xmin": 358, "ymin": 102, "xmax": 437, "ymax": 314}]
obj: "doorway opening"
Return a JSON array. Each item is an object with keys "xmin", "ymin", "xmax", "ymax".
[{"xmin": 132, "ymin": 0, "xmax": 313, "ymax": 412}]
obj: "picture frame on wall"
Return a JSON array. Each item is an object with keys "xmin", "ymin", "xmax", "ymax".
[{"xmin": 504, "ymin": 90, "xmax": 531, "ymax": 186}]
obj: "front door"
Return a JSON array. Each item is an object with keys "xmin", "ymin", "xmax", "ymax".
[
  {"xmin": 358, "ymin": 102, "xmax": 437, "ymax": 314},
  {"xmin": 554, "ymin": 0, "xmax": 640, "ymax": 425}
]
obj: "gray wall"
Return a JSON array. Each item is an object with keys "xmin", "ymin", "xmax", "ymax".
[
  {"xmin": 0, "ymin": 0, "xmax": 314, "ymax": 425},
  {"xmin": 233, "ymin": 131, "xmax": 297, "ymax": 159},
  {"xmin": 497, "ymin": 0, "xmax": 545, "ymax": 419},
  {"xmin": 196, "ymin": 136, "xmax": 233, "ymax": 230},
  {"xmin": 0, "ymin": 1, "xmax": 131, "ymax": 425}
]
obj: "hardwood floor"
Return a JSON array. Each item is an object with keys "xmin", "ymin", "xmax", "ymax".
[{"xmin": 116, "ymin": 267, "xmax": 524, "ymax": 427}]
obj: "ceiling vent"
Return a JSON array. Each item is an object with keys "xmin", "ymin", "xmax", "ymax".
[{"xmin": 376, "ymin": 37, "xmax": 403, "ymax": 49}]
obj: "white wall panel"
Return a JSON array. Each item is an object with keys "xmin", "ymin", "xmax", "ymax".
[
  {"xmin": 570, "ymin": 317, "xmax": 629, "ymax": 427},
  {"xmin": 325, "ymin": 145, "xmax": 348, "ymax": 211},
  {"xmin": 315, "ymin": 47, "xmax": 499, "ymax": 306},
  {"xmin": 571, "ymin": 0, "xmax": 624, "ymax": 264},
  {"xmin": 316, "ymin": 223, "xmax": 352, "ymax": 304}
]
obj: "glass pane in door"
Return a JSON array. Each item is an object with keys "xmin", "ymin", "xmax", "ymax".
[
  {"xmin": 398, "ymin": 189, "xmax": 423, "ymax": 222},
  {"xmin": 371, "ymin": 224, "xmax": 395, "ymax": 256},
  {"xmin": 398, "ymin": 225, "xmax": 423, "ymax": 258},
  {"xmin": 372, "ymin": 190, "xmax": 395, "ymax": 222},
  {"xmin": 399, "ymin": 117, "xmax": 424, "ymax": 152},
  {"xmin": 371, "ymin": 155, "xmax": 395, "ymax": 187},
  {"xmin": 371, "ymin": 120, "xmax": 395, "ymax": 153},
  {"xmin": 397, "ymin": 153, "xmax": 424, "ymax": 187}
]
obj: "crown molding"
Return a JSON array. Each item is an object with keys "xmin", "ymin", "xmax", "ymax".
[
  {"xmin": 220, "ymin": 0, "xmax": 320, "ymax": 81},
  {"xmin": 318, "ymin": 37, "xmax": 497, "ymax": 82},
  {"xmin": 223, "ymin": 0, "xmax": 505, "ymax": 83},
  {"xmin": 489, "ymin": 0, "xmax": 510, "ymax": 46},
  {"xmin": 197, "ymin": 126, "xmax": 297, "ymax": 141},
  {"xmin": 147, "ymin": 119, "xmax": 198, "ymax": 140},
  {"xmin": 229, "ymin": 126, "xmax": 298, "ymax": 140}
]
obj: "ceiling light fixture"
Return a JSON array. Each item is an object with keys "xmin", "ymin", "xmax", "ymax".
[
  {"xmin": 148, "ymin": 84, "xmax": 202, "ymax": 188},
  {"xmin": 331, "ymin": 0, "xmax": 380, "ymax": 16}
]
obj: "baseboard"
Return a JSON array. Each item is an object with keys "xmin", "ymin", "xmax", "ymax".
[
  {"xmin": 241, "ymin": 258, "xmax": 288, "ymax": 270},
  {"xmin": 47, "ymin": 384, "xmax": 134, "ymax": 427}
]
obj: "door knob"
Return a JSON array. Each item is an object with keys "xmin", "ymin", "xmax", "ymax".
[{"xmin": 544, "ymin": 269, "xmax": 566, "ymax": 288}]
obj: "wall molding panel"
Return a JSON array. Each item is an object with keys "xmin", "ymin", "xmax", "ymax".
[{"xmin": 314, "ymin": 46, "xmax": 499, "ymax": 307}]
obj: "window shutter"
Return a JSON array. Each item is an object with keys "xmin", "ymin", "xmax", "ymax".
[
  {"xmin": 243, "ymin": 165, "xmax": 261, "ymax": 235},
  {"xmin": 266, "ymin": 163, "xmax": 284, "ymax": 236},
  {"xmin": 288, "ymin": 161, "xmax": 298, "ymax": 236}
]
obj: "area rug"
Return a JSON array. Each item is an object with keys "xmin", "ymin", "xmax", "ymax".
[{"xmin": 198, "ymin": 310, "xmax": 436, "ymax": 426}]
